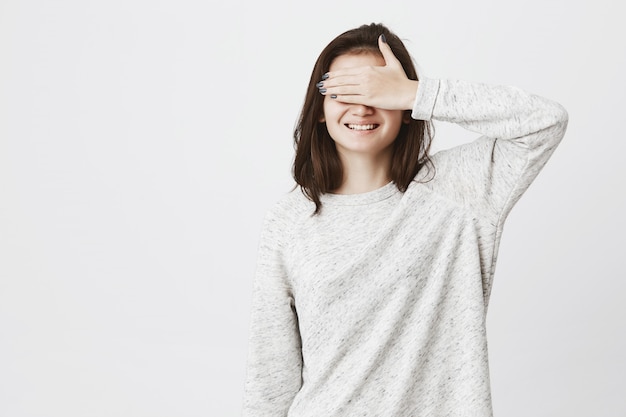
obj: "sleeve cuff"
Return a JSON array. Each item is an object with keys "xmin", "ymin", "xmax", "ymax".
[{"xmin": 411, "ymin": 78, "xmax": 440, "ymax": 121}]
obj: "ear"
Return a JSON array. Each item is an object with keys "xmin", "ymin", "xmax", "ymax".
[
  {"xmin": 319, "ymin": 115, "xmax": 326, "ymax": 123},
  {"xmin": 403, "ymin": 111, "xmax": 411, "ymax": 124}
]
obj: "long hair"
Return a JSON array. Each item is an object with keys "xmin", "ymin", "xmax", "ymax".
[{"xmin": 293, "ymin": 23, "xmax": 433, "ymax": 214}]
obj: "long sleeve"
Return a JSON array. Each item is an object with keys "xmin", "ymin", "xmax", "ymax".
[
  {"xmin": 412, "ymin": 78, "xmax": 568, "ymax": 302},
  {"xmin": 242, "ymin": 208, "xmax": 303, "ymax": 417},
  {"xmin": 413, "ymin": 78, "xmax": 568, "ymax": 222}
]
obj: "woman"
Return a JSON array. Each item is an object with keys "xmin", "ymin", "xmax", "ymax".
[{"xmin": 243, "ymin": 23, "xmax": 568, "ymax": 417}]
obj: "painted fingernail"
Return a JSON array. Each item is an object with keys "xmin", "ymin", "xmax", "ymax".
[
  {"xmin": 322, "ymin": 73, "xmax": 329, "ymax": 80},
  {"xmin": 330, "ymin": 94, "xmax": 337, "ymax": 99},
  {"xmin": 319, "ymin": 88, "xmax": 327, "ymax": 94},
  {"xmin": 381, "ymin": 34, "xmax": 387, "ymax": 43},
  {"xmin": 316, "ymin": 81, "xmax": 324, "ymax": 88}
]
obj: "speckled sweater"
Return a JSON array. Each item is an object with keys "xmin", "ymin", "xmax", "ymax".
[{"xmin": 242, "ymin": 78, "xmax": 568, "ymax": 417}]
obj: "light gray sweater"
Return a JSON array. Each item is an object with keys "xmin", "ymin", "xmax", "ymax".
[{"xmin": 243, "ymin": 78, "xmax": 568, "ymax": 417}]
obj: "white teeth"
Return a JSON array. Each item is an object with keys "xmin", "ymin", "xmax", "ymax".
[{"xmin": 347, "ymin": 124, "xmax": 377, "ymax": 131}]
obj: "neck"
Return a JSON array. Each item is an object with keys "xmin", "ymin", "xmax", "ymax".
[{"xmin": 334, "ymin": 151, "xmax": 392, "ymax": 195}]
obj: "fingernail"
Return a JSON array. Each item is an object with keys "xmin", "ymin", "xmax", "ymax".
[
  {"xmin": 316, "ymin": 81, "xmax": 324, "ymax": 88},
  {"xmin": 330, "ymin": 94, "xmax": 337, "ymax": 99},
  {"xmin": 381, "ymin": 34, "xmax": 387, "ymax": 43},
  {"xmin": 322, "ymin": 73, "xmax": 329, "ymax": 80},
  {"xmin": 319, "ymin": 88, "xmax": 327, "ymax": 94}
]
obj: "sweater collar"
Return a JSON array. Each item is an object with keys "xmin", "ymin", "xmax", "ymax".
[{"xmin": 320, "ymin": 181, "xmax": 399, "ymax": 206}]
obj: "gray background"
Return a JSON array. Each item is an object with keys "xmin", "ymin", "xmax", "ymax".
[{"xmin": 1, "ymin": 0, "xmax": 624, "ymax": 416}]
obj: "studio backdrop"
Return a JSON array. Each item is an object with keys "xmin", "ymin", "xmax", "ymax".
[{"xmin": 1, "ymin": 0, "xmax": 624, "ymax": 416}]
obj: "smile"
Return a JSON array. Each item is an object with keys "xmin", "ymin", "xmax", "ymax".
[{"xmin": 345, "ymin": 124, "xmax": 379, "ymax": 131}]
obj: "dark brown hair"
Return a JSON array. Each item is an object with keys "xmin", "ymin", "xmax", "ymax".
[{"xmin": 293, "ymin": 23, "xmax": 433, "ymax": 214}]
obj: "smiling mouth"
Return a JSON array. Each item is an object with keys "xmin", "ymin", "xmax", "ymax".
[{"xmin": 345, "ymin": 124, "xmax": 379, "ymax": 131}]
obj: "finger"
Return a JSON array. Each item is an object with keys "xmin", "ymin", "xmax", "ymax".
[
  {"xmin": 320, "ymin": 84, "xmax": 364, "ymax": 97},
  {"xmin": 317, "ymin": 76, "xmax": 361, "ymax": 96},
  {"xmin": 327, "ymin": 94, "xmax": 369, "ymax": 106},
  {"xmin": 319, "ymin": 71, "xmax": 362, "ymax": 88},
  {"xmin": 320, "ymin": 78, "xmax": 359, "ymax": 89},
  {"xmin": 378, "ymin": 34, "xmax": 402, "ymax": 68}
]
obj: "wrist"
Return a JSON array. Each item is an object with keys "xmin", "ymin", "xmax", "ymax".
[{"xmin": 403, "ymin": 80, "xmax": 419, "ymax": 111}]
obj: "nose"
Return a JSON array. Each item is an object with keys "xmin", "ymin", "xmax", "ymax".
[{"xmin": 350, "ymin": 104, "xmax": 375, "ymax": 116}]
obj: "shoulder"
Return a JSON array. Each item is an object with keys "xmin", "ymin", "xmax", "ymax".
[
  {"xmin": 264, "ymin": 187, "xmax": 313, "ymax": 228},
  {"xmin": 257, "ymin": 188, "xmax": 313, "ymax": 252}
]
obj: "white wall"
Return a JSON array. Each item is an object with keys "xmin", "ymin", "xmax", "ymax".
[{"xmin": 1, "ymin": 0, "xmax": 624, "ymax": 416}]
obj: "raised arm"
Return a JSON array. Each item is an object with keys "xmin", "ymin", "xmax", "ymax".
[
  {"xmin": 412, "ymin": 78, "xmax": 567, "ymax": 305},
  {"xmin": 413, "ymin": 77, "xmax": 568, "ymax": 220}
]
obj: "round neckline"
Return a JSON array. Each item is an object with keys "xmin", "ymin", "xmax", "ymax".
[{"xmin": 320, "ymin": 181, "xmax": 399, "ymax": 206}]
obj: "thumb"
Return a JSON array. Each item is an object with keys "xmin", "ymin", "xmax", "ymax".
[{"xmin": 378, "ymin": 34, "xmax": 402, "ymax": 68}]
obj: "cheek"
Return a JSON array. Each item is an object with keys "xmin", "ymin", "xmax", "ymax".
[
  {"xmin": 385, "ymin": 111, "xmax": 406, "ymax": 131},
  {"xmin": 322, "ymin": 99, "xmax": 345, "ymax": 122}
]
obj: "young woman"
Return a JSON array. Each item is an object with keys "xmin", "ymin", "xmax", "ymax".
[{"xmin": 242, "ymin": 23, "xmax": 568, "ymax": 417}]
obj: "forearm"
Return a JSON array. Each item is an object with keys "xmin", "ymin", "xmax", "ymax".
[{"xmin": 412, "ymin": 78, "xmax": 568, "ymax": 148}]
